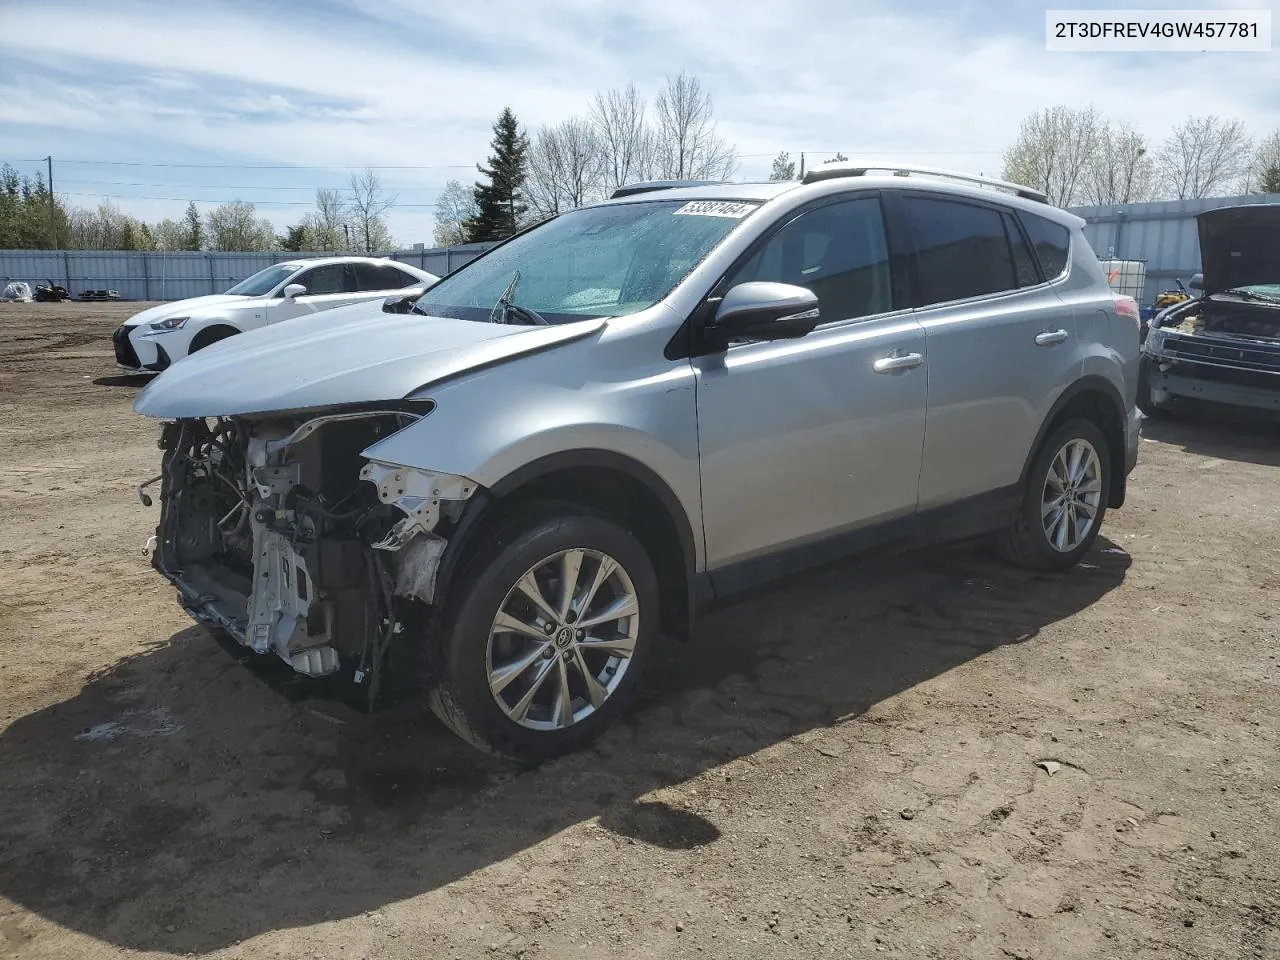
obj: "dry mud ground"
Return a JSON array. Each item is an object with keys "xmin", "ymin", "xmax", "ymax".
[{"xmin": 1, "ymin": 301, "xmax": 1278, "ymax": 960}]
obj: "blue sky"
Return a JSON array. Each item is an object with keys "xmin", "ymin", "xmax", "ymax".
[{"xmin": 1, "ymin": 0, "xmax": 1277, "ymax": 245}]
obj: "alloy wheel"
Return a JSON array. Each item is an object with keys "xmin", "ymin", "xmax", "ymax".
[
  {"xmin": 1041, "ymin": 437, "xmax": 1103, "ymax": 552},
  {"xmin": 486, "ymin": 548, "xmax": 640, "ymax": 731}
]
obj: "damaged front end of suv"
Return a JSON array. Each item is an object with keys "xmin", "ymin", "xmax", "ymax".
[
  {"xmin": 149, "ymin": 406, "xmax": 474, "ymax": 704},
  {"xmin": 1140, "ymin": 204, "xmax": 1280, "ymax": 417}
]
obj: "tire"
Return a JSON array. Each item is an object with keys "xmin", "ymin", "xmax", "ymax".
[
  {"xmin": 426, "ymin": 507, "xmax": 659, "ymax": 763},
  {"xmin": 188, "ymin": 326, "xmax": 239, "ymax": 354},
  {"xmin": 999, "ymin": 418, "xmax": 1111, "ymax": 572}
]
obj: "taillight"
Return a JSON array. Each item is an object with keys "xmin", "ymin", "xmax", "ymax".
[{"xmin": 1113, "ymin": 294, "xmax": 1140, "ymax": 329}]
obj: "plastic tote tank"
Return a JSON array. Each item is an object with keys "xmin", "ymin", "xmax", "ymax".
[{"xmin": 1099, "ymin": 259, "xmax": 1146, "ymax": 303}]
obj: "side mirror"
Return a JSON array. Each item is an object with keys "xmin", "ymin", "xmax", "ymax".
[
  {"xmin": 1188, "ymin": 273, "xmax": 1203, "ymax": 295},
  {"xmin": 382, "ymin": 288, "xmax": 426, "ymax": 313},
  {"xmin": 709, "ymin": 282, "xmax": 820, "ymax": 345},
  {"xmin": 282, "ymin": 283, "xmax": 307, "ymax": 300}
]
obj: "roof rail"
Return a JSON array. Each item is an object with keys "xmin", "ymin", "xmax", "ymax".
[
  {"xmin": 610, "ymin": 179, "xmax": 725, "ymax": 199},
  {"xmin": 801, "ymin": 162, "xmax": 1048, "ymax": 204}
]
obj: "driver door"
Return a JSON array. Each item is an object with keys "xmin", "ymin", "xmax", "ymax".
[
  {"xmin": 268, "ymin": 262, "xmax": 355, "ymax": 323},
  {"xmin": 693, "ymin": 195, "xmax": 928, "ymax": 578}
]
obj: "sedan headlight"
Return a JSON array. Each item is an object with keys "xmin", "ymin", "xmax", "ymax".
[{"xmin": 149, "ymin": 316, "xmax": 189, "ymax": 332}]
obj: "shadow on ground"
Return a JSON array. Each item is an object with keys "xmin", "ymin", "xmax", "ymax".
[
  {"xmin": 93, "ymin": 374, "xmax": 153, "ymax": 389},
  {"xmin": 0, "ymin": 539, "xmax": 1130, "ymax": 953},
  {"xmin": 1141, "ymin": 406, "xmax": 1280, "ymax": 466}
]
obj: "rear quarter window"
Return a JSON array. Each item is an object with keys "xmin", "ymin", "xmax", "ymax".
[{"xmin": 1019, "ymin": 212, "xmax": 1071, "ymax": 280}]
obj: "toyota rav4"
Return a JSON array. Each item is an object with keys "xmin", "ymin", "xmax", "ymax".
[{"xmin": 132, "ymin": 164, "xmax": 1142, "ymax": 762}]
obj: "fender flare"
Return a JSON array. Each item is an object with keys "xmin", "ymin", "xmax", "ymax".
[
  {"xmin": 433, "ymin": 449, "xmax": 700, "ymax": 634},
  {"xmin": 1016, "ymin": 375, "xmax": 1128, "ymax": 508}
]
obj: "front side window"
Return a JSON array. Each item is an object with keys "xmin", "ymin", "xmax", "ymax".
[
  {"xmin": 293, "ymin": 263, "xmax": 350, "ymax": 296},
  {"xmin": 900, "ymin": 196, "xmax": 1017, "ymax": 306},
  {"xmin": 726, "ymin": 197, "xmax": 893, "ymax": 323},
  {"xmin": 225, "ymin": 264, "xmax": 300, "ymax": 296},
  {"xmin": 1019, "ymin": 212, "xmax": 1072, "ymax": 280},
  {"xmin": 414, "ymin": 199, "xmax": 761, "ymax": 324}
]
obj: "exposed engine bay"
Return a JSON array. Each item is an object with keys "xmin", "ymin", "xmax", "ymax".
[
  {"xmin": 1145, "ymin": 295, "xmax": 1280, "ymax": 413},
  {"xmin": 1157, "ymin": 297, "xmax": 1280, "ymax": 343},
  {"xmin": 147, "ymin": 410, "xmax": 476, "ymax": 706}
]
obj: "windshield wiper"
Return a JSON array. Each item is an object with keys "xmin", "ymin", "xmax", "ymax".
[
  {"xmin": 489, "ymin": 271, "xmax": 549, "ymax": 326},
  {"xmin": 1225, "ymin": 288, "xmax": 1280, "ymax": 304}
]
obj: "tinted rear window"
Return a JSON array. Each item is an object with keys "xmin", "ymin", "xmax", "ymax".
[
  {"xmin": 900, "ymin": 196, "xmax": 1016, "ymax": 306},
  {"xmin": 1003, "ymin": 211, "xmax": 1042, "ymax": 287},
  {"xmin": 1019, "ymin": 212, "xmax": 1071, "ymax": 280}
]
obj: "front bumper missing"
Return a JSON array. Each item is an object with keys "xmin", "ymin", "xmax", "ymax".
[
  {"xmin": 1146, "ymin": 355, "xmax": 1280, "ymax": 413},
  {"xmin": 151, "ymin": 420, "xmax": 477, "ymax": 679}
]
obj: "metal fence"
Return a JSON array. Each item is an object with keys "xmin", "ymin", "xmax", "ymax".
[
  {"xmin": 1070, "ymin": 192, "xmax": 1280, "ymax": 306},
  {"xmin": 0, "ymin": 244, "xmax": 498, "ymax": 302}
]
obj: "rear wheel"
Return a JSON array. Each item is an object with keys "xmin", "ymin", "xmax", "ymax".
[
  {"xmin": 1000, "ymin": 418, "xmax": 1110, "ymax": 572},
  {"xmin": 426, "ymin": 509, "xmax": 658, "ymax": 763}
]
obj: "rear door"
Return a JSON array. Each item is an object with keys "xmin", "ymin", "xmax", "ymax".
[
  {"xmin": 352, "ymin": 262, "xmax": 425, "ymax": 299},
  {"xmin": 889, "ymin": 192, "xmax": 1081, "ymax": 509}
]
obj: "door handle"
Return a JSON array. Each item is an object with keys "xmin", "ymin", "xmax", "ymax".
[
  {"xmin": 1035, "ymin": 329, "xmax": 1069, "ymax": 346},
  {"xmin": 873, "ymin": 352, "xmax": 924, "ymax": 373}
]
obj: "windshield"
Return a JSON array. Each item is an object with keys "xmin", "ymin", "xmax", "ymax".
[
  {"xmin": 414, "ymin": 199, "xmax": 761, "ymax": 324},
  {"xmin": 225, "ymin": 264, "xmax": 300, "ymax": 297}
]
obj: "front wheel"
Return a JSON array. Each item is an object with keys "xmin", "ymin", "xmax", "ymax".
[
  {"xmin": 426, "ymin": 509, "xmax": 658, "ymax": 763},
  {"xmin": 999, "ymin": 418, "xmax": 1111, "ymax": 572}
]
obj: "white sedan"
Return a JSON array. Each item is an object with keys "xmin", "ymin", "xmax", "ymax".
[{"xmin": 112, "ymin": 256, "xmax": 439, "ymax": 373}]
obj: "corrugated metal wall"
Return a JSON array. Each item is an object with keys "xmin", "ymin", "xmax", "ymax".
[
  {"xmin": 0, "ymin": 244, "xmax": 497, "ymax": 302},
  {"xmin": 1069, "ymin": 192, "xmax": 1280, "ymax": 305}
]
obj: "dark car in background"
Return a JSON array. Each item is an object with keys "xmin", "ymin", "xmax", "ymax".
[{"xmin": 1139, "ymin": 205, "xmax": 1280, "ymax": 418}]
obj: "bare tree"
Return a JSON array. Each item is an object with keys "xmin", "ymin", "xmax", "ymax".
[
  {"xmin": 346, "ymin": 168, "xmax": 396, "ymax": 253},
  {"xmin": 305, "ymin": 188, "xmax": 349, "ymax": 252},
  {"xmin": 590, "ymin": 84, "xmax": 654, "ymax": 194},
  {"xmin": 1002, "ymin": 105, "xmax": 1102, "ymax": 207},
  {"xmin": 652, "ymin": 72, "xmax": 737, "ymax": 181},
  {"xmin": 1156, "ymin": 116, "xmax": 1251, "ymax": 200},
  {"xmin": 1081, "ymin": 122, "xmax": 1155, "ymax": 205},
  {"xmin": 204, "ymin": 200, "xmax": 277, "ymax": 251},
  {"xmin": 526, "ymin": 117, "xmax": 605, "ymax": 220},
  {"xmin": 1243, "ymin": 129, "xmax": 1280, "ymax": 193},
  {"xmin": 433, "ymin": 179, "xmax": 478, "ymax": 247},
  {"xmin": 769, "ymin": 151, "xmax": 796, "ymax": 181}
]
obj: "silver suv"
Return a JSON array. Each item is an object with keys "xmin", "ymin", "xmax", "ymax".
[{"xmin": 134, "ymin": 163, "xmax": 1142, "ymax": 761}]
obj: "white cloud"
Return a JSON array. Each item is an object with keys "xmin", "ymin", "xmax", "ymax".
[{"xmin": 3, "ymin": 0, "xmax": 1277, "ymax": 243}]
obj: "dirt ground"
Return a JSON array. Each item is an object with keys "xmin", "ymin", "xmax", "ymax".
[{"xmin": 0, "ymin": 301, "xmax": 1277, "ymax": 960}]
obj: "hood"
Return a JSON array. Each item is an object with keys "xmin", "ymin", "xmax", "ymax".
[
  {"xmin": 123, "ymin": 294, "xmax": 250, "ymax": 327},
  {"xmin": 132, "ymin": 303, "xmax": 606, "ymax": 419},
  {"xmin": 1196, "ymin": 204, "xmax": 1280, "ymax": 295}
]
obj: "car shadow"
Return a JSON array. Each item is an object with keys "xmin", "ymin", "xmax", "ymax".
[
  {"xmin": 0, "ymin": 539, "xmax": 1130, "ymax": 953},
  {"xmin": 1142, "ymin": 408, "xmax": 1280, "ymax": 466},
  {"xmin": 93, "ymin": 374, "xmax": 154, "ymax": 388}
]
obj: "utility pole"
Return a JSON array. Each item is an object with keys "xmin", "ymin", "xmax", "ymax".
[
  {"xmin": 799, "ymin": 153, "xmax": 805, "ymax": 179},
  {"xmin": 44, "ymin": 155, "xmax": 57, "ymax": 248}
]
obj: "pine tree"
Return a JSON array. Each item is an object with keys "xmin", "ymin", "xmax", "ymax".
[
  {"xmin": 1262, "ymin": 163, "xmax": 1280, "ymax": 194},
  {"xmin": 182, "ymin": 201, "xmax": 203, "ymax": 250},
  {"xmin": 769, "ymin": 151, "xmax": 796, "ymax": 181},
  {"xmin": 466, "ymin": 107, "xmax": 530, "ymax": 242}
]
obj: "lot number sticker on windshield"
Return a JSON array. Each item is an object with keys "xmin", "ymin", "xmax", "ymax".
[{"xmin": 673, "ymin": 201, "xmax": 756, "ymax": 219}]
